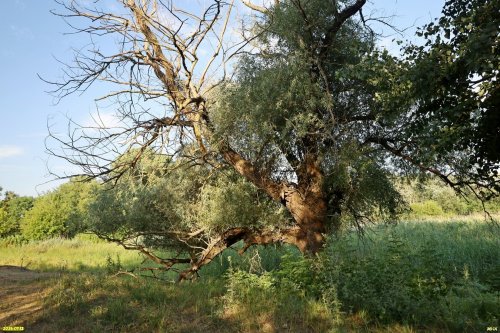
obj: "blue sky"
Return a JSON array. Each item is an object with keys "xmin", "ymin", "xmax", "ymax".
[{"xmin": 0, "ymin": 0, "xmax": 444, "ymax": 197}]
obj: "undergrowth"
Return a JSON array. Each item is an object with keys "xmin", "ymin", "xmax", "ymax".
[
  {"xmin": 1, "ymin": 220, "xmax": 498, "ymax": 332},
  {"xmin": 223, "ymin": 220, "xmax": 499, "ymax": 332}
]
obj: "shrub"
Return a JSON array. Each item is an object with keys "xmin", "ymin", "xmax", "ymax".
[
  {"xmin": 21, "ymin": 193, "xmax": 74, "ymax": 240},
  {"xmin": 272, "ymin": 253, "xmax": 323, "ymax": 298},
  {"xmin": 20, "ymin": 179, "xmax": 97, "ymax": 240},
  {"xmin": 0, "ymin": 196, "xmax": 34, "ymax": 237},
  {"xmin": 439, "ymin": 281, "xmax": 499, "ymax": 332},
  {"xmin": 410, "ymin": 200, "xmax": 444, "ymax": 216},
  {"xmin": 224, "ymin": 267, "xmax": 338, "ymax": 332}
]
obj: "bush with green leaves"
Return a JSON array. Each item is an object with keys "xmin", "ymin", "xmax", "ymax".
[
  {"xmin": 0, "ymin": 192, "xmax": 34, "ymax": 238},
  {"xmin": 84, "ymin": 151, "xmax": 202, "ymax": 250},
  {"xmin": 85, "ymin": 149, "xmax": 287, "ymax": 257},
  {"xmin": 0, "ymin": 207, "xmax": 9, "ymax": 236},
  {"xmin": 223, "ymin": 266, "xmax": 340, "ymax": 332},
  {"xmin": 21, "ymin": 178, "xmax": 97, "ymax": 240},
  {"xmin": 398, "ymin": 177, "xmax": 500, "ymax": 217},
  {"xmin": 409, "ymin": 200, "xmax": 444, "ymax": 216}
]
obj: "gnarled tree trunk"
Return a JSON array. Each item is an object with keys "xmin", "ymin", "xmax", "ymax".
[{"xmin": 285, "ymin": 190, "xmax": 328, "ymax": 254}]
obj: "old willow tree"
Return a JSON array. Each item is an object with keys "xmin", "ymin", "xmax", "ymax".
[{"xmin": 47, "ymin": 0, "xmax": 499, "ymax": 279}]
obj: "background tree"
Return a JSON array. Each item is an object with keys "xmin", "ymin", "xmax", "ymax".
[
  {"xmin": 0, "ymin": 188, "xmax": 34, "ymax": 238},
  {"xmin": 46, "ymin": 0, "xmax": 499, "ymax": 279},
  {"xmin": 402, "ymin": 0, "xmax": 499, "ymax": 200},
  {"xmin": 0, "ymin": 197, "xmax": 35, "ymax": 238},
  {"xmin": 21, "ymin": 178, "xmax": 97, "ymax": 240}
]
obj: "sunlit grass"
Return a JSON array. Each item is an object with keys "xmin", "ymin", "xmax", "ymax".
[
  {"xmin": 0, "ymin": 234, "xmax": 143, "ymax": 272},
  {"xmin": 1, "ymin": 219, "xmax": 498, "ymax": 332}
]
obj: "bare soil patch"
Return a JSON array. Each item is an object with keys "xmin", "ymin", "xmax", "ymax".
[{"xmin": 0, "ymin": 266, "xmax": 54, "ymax": 328}]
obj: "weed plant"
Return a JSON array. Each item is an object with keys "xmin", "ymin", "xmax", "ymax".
[
  {"xmin": 1, "ymin": 219, "xmax": 498, "ymax": 332},
  {"xmin": 221, "ymin": 219, "xmax": 499, "ymax": 332}
]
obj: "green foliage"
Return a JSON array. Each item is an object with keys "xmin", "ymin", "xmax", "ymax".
[
  {"xmin": 224, "ymin": 267, "xmax": 338, "ymax": 332},
  {"xmin": 220, "ymin": 220, "xmax": 499, "ymax": 331},
  {"xmin": 0, "ymin": 207, "xmax": 8, "ymax": 235},
  {"xmin": 225, "ymin": 269, "xmax": 276, "ymax": 304},
  {"xmin": 0, "ymin": 191, "xmax": 34, "ymax": 238},
  {"xmin": 404, "ymin": 0, "xmax": 500, "ymax": 197},
  {"xmin": 210, "ymin": 0, "xmax": 408, "ymax": 231},
  {"xmin": 410, "ymin": 200, "xmax": 444, "ymax": 216},
  {"xmin": 319, "ymin": 221, "xmax": 499, "ymax": 330},
  {"xmin": 86, "ymin": 179, "xmax": 181, "ymax": 243},
  {"xmin": 197, "ymin": 244, "xmax": 286, "ymax": 278},
  {"xmin": 21, "ymin": 178, "xmax": 97, "ymax": 240},
  {"xmin": 87, "ymin": 150, "xmax": 287, "ymax": 250},
  {"xmin": 272, "ymin": 253, "xmax": 323, "ymax": 298},
  {"xmin": 198, "ymin": 176, "xmax": 285, "ymax": 233},
  {"xmin": 86, "ymin": 153, "xmax": 199, "ymax": 249},
  {"xmin": 398, "ymin": 177, "xmax": 500, "ymax": 217},
  {"xmin": 327, "ymin": 155, "xmax": 406, "ymax": 227},
  {"xmin": 439, "ymin": 281, "xmax": 499, "ymax": 332}
]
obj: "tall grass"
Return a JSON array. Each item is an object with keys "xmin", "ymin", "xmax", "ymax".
[
  {"xmin": 217, "ymin": 219, "xmax": 499, "ymax": 332},
  {"xmin": 332, "ymin": 219, "xmax": 499, "ymax": 282},
  {"xmin": 318, "ymin": 220, "xmax": 498, "ymax": 331},
  {"xmin": 1, "ymin": 219, "xmax": 498, "ymax": 332}
]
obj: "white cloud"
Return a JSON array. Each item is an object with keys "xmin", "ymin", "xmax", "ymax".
[{"xmin": 0, "ymin": 145, "xmax": 23, "ymax": 159}]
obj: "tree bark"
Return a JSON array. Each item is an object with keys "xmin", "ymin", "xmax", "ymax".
[
  {"xmin": 282, "ymin": 187, "xmax": 327, "ymax": 254},
  {"xmin": 221, "ymin": 144, "xmax": 328, "ymax": 254}
]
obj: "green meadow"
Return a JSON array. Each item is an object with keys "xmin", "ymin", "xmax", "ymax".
[{"xmin": 1, "ymin": 218, "xmax": 498, "ymax": 332}]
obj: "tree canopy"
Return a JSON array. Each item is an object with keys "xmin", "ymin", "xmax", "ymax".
[
  {"xmin": 404, "ymin": 0, "xmax": 499, "ymax": 197},
  {"xmin": 0, "ymin": 188, "xmax": 34, "ymax": 238},
  {"xmin": 46, "ymin": 0, "xmax": 499, "ymax": 279},
  {"xmin": 20, "ymin": 178, "xmax": 96, "ymax": 240}
]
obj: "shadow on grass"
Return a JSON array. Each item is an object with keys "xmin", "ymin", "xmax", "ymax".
[
  {"xmin": 2, "ymin": 221, "xmax": 498, "ymax": 332},
  {"xmin": 29, "ymin": 270, "xmax": 338, "ymax": 332},
  {"xmin": 29, "ymin": 272, "xmax": 237, "ymax": 333}
]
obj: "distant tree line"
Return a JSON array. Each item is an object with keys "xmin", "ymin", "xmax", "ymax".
[
  {"xmin": 0, "ymin": 179, "xmax": 96, "ymax": 243},
  {"xmin": 1, "ymin": 171, "xmax": 498, "ymax": 244}
]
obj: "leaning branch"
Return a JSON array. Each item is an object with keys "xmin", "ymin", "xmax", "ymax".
[
  {"xmin": 178, "ymin": 226, "xmax": 303, "ymax": 281},
  {"xmin": 221, "ymin": 144, "xmax": 283, "ymax": 201}
]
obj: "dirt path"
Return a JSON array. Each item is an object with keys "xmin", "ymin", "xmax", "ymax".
[{"xmin": 0, "ymin": 266, "xmax": 54, "ymax": 328}]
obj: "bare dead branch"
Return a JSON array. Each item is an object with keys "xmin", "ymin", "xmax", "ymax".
[{"xmin": 241, "ymin": 0, "xmax": 268, "ymax": 14}]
